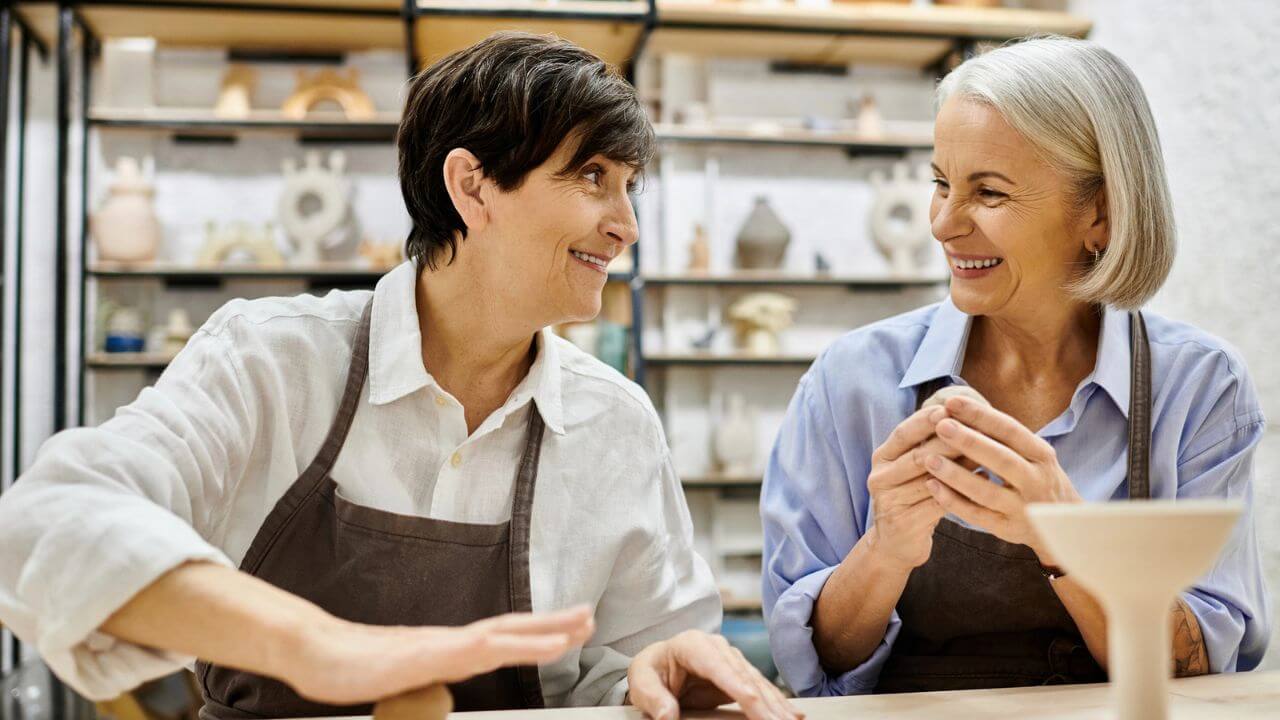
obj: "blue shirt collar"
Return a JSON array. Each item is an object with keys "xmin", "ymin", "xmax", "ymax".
[{"xmin": 898, "ymin": 296, "xmax": 1133, "ymax": 418}]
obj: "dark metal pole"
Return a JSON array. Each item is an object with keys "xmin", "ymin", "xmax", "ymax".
[
  {"xmin": 402, "ymin": 0, "xmax": 417, "ymax": 78},
  {"xmin": 12, "ymin": 18, "xmax": 30, "ymax": 490},
  {"xmin": 75, "ymin": 17, "xmax": 93, "ymax": 427},
  {"xmin": 54, "ymin": 5, "xmax": 71, "ymax": 433}
]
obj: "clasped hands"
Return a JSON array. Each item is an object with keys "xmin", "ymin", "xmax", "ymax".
[{"xmin": 866, "ymin": 394, "xmax": 1082, "ymax": 572}]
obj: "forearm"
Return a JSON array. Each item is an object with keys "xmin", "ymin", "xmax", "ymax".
[
  {"xmin": 811, "ymin": 527, "xmax": 912, "ymax": 674},
  {"xmin": 1053, "ymin": 580, "xmax": 1209, "ymax": 676},
  {"xmin": 99, "ymin": 560, "xmax": 335, "ymax": 683}
]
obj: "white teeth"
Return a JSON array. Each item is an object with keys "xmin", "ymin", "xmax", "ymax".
[
  {"xmin": 571, "ymin": 250, "xmax": 608, "ymax": 269},
  {"xmin": 954, "ymin": 258, "xmax": 1002, "ymax": 270}
]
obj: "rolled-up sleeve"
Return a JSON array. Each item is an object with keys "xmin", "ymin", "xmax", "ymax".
[
  {"xmin": 761, "ymin": 366, "xmax": 893, "ymax": 696},
  {"xmin": 0, "ymin": 325, "xmax": 256, "ymax": 700},
  {"xmin": 1175, "ymin": 408, "xmax": 1270, "ymax": 672}
]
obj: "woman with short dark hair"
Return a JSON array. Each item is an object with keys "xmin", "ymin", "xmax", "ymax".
[{"xmin": 0, "ymin": 32, "xmax": 798, "ymax": 720}]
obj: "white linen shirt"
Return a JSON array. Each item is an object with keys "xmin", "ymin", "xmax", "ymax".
[{"xmin": 0, "ymin": 261, "xmax": 720, "ymax": 705}]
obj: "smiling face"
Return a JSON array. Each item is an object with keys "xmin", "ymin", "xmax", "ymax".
[
  {"xmin": 930, "ymin": 97, "xmax": 1100, "ymax": 318},
  {"xmin": 478, "ymin": 136, "xmax": 640, "ymax": 326}
]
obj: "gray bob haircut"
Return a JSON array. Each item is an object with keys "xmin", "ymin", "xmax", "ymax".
[{"xmin": 936, "ymin": 35, "xmax": 1175, "ymax": 310}]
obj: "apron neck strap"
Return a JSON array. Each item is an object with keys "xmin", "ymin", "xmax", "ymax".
[
  {"xmin": 311, "ymin": 300, "xmax": 374, "ymax": 475},
  {"xmin": 1126, "ymin": 310, "xmax": 1152, "ymax": 500}
]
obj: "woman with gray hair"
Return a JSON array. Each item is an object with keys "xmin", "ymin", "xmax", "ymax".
[{"xmin": 761, "ymin": 36, "xmax": 1269, "ymax": 696}]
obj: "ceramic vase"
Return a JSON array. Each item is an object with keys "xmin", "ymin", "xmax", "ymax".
[
  {"xmin": 734, "ymin": 197, "xmax": 790, "ymax": 270},
  {"xmin": 90, "ymin": 157, "xmax": 162, "ymax": 264},
  {"xmin": 713, "ymin": 393, "xmax": 756, "ymax": 477}
]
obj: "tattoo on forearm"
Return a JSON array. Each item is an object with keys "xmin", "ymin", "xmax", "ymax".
[{"xmin": 1171, "ymin": 599, "xmax": 1208, "ymax": 677}]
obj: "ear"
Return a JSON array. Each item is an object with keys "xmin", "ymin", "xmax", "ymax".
[
  {"xmin": 1083, "ymin": 185, "xmax": 1109, "ymax": 254},
  {"xmin": 442, "ymin": 148, "xmax": 489, "ymax": 232}
]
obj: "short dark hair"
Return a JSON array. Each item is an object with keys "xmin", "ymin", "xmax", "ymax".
[{"xmin": 397, "ymin": 32, "xmax": 655, "ymax": 270}]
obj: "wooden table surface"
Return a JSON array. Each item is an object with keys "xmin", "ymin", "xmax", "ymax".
[{"xmin": 314, "ymin": 671, "xmax": 1280, "ymax": 719}]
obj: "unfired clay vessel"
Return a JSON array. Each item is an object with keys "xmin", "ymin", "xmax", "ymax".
[{"xmin": 1027, "ymin": 500, "xmax": 1242, "ymax": 720}]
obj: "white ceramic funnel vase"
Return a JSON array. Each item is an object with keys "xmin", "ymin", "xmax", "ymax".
[{"xmin": 1026, "ymin": 500, "xmax": 1241, "ymax": 720}]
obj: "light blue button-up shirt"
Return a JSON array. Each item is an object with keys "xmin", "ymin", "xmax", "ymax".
[{"xmin": 761, "ymin": 297, "xmax": 1270, "ymax": 697}]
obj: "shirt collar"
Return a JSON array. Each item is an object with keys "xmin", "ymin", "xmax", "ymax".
[
  {"xmin": 367, "ymin": 261, "xmax": 566, "ymax": 434},
  {"xmin": 897, "ymin": 296, "xmax": 1133, "ymax": 418}
]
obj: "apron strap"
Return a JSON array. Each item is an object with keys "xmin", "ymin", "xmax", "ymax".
[
  {"xmin": 310, "ymin": 300, "xmax": 374, "ymax": 476},
  {"xmin": 1127, "ymin": 310, "xmax": 1152, "ymax": 500},
  {"xmin": 510, "ymin": 405, "xmax": 547, "ymax": 709}
]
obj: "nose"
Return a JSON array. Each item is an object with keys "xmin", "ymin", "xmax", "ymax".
[
  {"xmin": 930, "ymin": 191, "xmax": 973, "ymax": 245},
  {"xmin": 602, "ymin": 194, "xmax": 640, "ymax": 250}
]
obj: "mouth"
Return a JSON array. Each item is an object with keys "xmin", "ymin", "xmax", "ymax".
[
  {"xmin": 948, "ymin": 254, "xmax": 1004, "ymax": 278},
  {"xmin": 569, "ymin": 249, "xmax": 611, "ymax": 275}
]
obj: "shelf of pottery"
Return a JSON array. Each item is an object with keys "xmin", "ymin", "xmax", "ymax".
[
  {"xmin": 80, "ymin": 44, "xmax": 635, "ymax": 423},
  {"xmin": 630, "ymin": 49, "xmax": 959, "ymax": 612}
]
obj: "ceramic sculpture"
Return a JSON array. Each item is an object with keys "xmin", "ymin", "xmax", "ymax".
[
  {"xmin": 197, "ymin": 221, "xmax": 284, "ymax": 267},
  {"xmin": 688, "ymin": 223, "xmax": 711, "ymax": 273},
  {"xmin": 163, "ymin": 309, "xmax": 195, "ymax": 355},
  {"xmin": 855, "ymin": 93, "xmax": 884, "ymax": 138},
  {"xmin": 869, "ymin": 161, "xmax": 934, "ymax": 276},
  {"xmin": 734, "ymin": 197, "xmax": 790, "ymax": 270},
  {"xmin": 373, "ymin": 684, "xmax": 452, "ymax": 720},
  {"xmin": 90, "ymin": 156, "xmax": 162, "ymax": 264},
  {"xmin": 214, "ymin": 65, "xmax": 256, "ymax": 119},
  {"xmin": 278, "ymin": 151, "xmax": 360, "ymax": 264},
  {"xmin": 713, "ymin": 393, "xmax": 756, "ymax": 477},
  {"xmin": 728, "ymin": 292, "xmax": 797, "ymax": 356},
  {"xmin": 282, "ymin": 68, "xmax": 376, "ymax": 120},
  {"xmin": 1027, "ymin": 501, "xmax": 1242, "ymax": 720}
]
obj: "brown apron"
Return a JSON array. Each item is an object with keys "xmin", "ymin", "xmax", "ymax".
[
  {"xmin": 875, "ymin": 311, "xmax": 1151, "ymax": 693},
  {"xmin": 196, "ymin": 301, "xmax": 546, "ymax": 718}
]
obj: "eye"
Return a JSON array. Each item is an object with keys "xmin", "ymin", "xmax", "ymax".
[
  {"xmin": 977, "ymin": 187, "xmax": 1007, "ymax": 200},
  {"xmin": 582, "ymin": 165, "xmax": 604, "ymax": 185},
  {"xmin": 931, "ymin": 178, "xmax": 949, "ymax": 192}
]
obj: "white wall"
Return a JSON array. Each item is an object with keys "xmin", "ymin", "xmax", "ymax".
[{"xmin": 1067, "ymin": 0, "xmax": 1280, "ymax": 669}]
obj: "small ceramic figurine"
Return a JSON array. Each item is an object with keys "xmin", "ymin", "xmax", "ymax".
[
  {"xmin": 214, "ymin": 65, "xmax": 256, "ymax": 119},
  {"xmin": 713, "ymin": 393, "xmax": 757, "ymax": 477},
  {"xmin": 281, "ymin": 68, "xmax": 376, "ymax": 120},
  {"xmin": 728, "ymin": 292, "xmax": 798, "ymax": 356},
  {"xmin": 163, "ymin": 308, "xmax": 195, "ymax": 355},
  {"xmin": 357, "ymin": 239, "xmax": 404, "ymax": 270},
  {"xmin": 90, "ymin": 156, "xmax": 162, "ymax": 264},
  {"xmin": 688, "ymin": 223, "xmax": 711, "ymax": 273},
  {"xmin": 734, "ymin": 197, "xmax": 791, "ymax": 270},
  {"xmin": 855, "ymin": 93, "xmax": 885, "ymax": 138},
  {"xmin": 869, "ymin": 161, "xmax": 934, "ymax": 276}
]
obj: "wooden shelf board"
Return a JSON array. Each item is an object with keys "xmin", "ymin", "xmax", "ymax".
[
  {"xmin": 643, "ymin": 271, "xmax": 947, "ymax": 287},
  {"xmin": 417, "ymin": 1, "xmax": 650, "ymax": 18},
  {"xmin": 414, "ymin": 13, "xmax": 644, "ymax": 69},
  {"xmin": 14, "ymin": 2, "xmax": 58, "ymax": 52},
  {"xmin": 721, "ymin": 595, "xmax": 763, "ymax": 613},
  {"xmin": 648, "ymin": 26, "xmax": 951, "ymax": 67},
  {"xmin": 656, "ymin": 1, "xmax": 1092, "ymax": 40},
  {"xmin": 87, "ymin": 352, "xmax": 174, "ymax": 369},
  {"xmin": 88, "ymin": 261, "xmax": 390, "ymax": 280},
  {"xmin": 682, "ymin": 475, "xmax": 761, "ymax": 488},
  {"xmin": 654, "ymin": 122, "xmax": 932, "ymax": 151},
  {"xmin": 645, "ymin": 353, "xmax": 815, "ymax": 366},
  {"xmin": 78, "ymin": 5, "xmax": 404, "ymax": 52},
  {"xmin": 88, "ymin": 107, "xmax": 402, "ymax": 138}
]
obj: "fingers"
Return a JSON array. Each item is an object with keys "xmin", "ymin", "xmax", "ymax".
[
  {"xmin": 924, "ymin": 455, "xmax": 1018, "ymax": 514},
  {"xmin": 879, "ymin": 435, "xmax": 964, "ymax": 488},
  {"xmin": 672, "ymin": 634, "xmax": 799, "ymax": 720},
  {"xmin": 726, "ymin": 644, "xmax": 803, "ymax": 720},
  {"xmin": 933, "ymin": 419, "xmax": 1029, "ymax": 486},
  {"xmin": 926, "ymin": 477, "xmax": 1005, "ymax": 532},
  {"xmin": 625, "ymin": 646, "xmax": 682, "ymax": 720},
  {"xmin": 479, "ymin": 605, "xmax": 595, "ymax": 640},
  {"xmin": 873, "ymin": 406, "xmax": 948, "ymax": 463},
  {"xmin": 944, "ymin": 397, "xmax": 1054, "ymax": 463}
]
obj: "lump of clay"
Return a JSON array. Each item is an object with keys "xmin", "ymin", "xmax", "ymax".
[
  {"xmin": 373, "ymin": 684, "xmax": 453, "ymax": 720},
  {"xmin": 923, "ymin": 384, "xmax": 990, "ymax": 409}
]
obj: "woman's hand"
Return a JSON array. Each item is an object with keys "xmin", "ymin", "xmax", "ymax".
[
  {"xmin": 918, "ymin": 395, "xmax": 1082, "ymax": 565},
  {"xmin": 865, "ymin": 405, "xmax": 967, "ymax": 571},
  {"xmin": 626, "ymin": 630, "xmax": 803, "ymax": 720},
  {"xmin": 288, "ymin": 606, "xmax": 596, "ymax": 705}
]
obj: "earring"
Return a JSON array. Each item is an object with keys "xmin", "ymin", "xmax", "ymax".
[{"xmin": 1092, "ymin": 248, "xmax": 1100, "ymax": 263}]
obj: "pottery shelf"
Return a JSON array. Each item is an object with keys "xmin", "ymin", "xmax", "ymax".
[
  {"xmin": 644, "ymin": 353, "xmax": 815, "ymax": 367},
  {"xmin": 682, "ymin": 474, "xmax": 762, "ymax": 489},
  {"xmin": 653, "ymin": 123, "xmax": 933, "ymax": 155},
  {"xmin": 721, "ymin": 595, "xmax": 764, "ymax": 614},
  {"xmin": 87, "ymin": 108, "xmax": 402, "ymax": 143},
  {"xmin": 642, "ymin": 272, "xmax": 948, "ymax": 289},
  {"xmin": 87, "ymin": 262, "xmax": 634, "ymax": 287}
]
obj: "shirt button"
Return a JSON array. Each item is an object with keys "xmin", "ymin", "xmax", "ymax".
[
  {"xmin": 435, "ymin": 395, "xmax": 447, "ymax": 407},
  {"xmin": 451, "ymin": 451, "xmax": 463, "ymax": 468}
]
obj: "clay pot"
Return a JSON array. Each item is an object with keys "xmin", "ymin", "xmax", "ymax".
[
  {"xmin": 734, "ymin": 196, "xmax": 791, "ymax": 270},
  {"xmin": 90, "ymin": 157, "xmax": 162, "ymax": 263}
]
